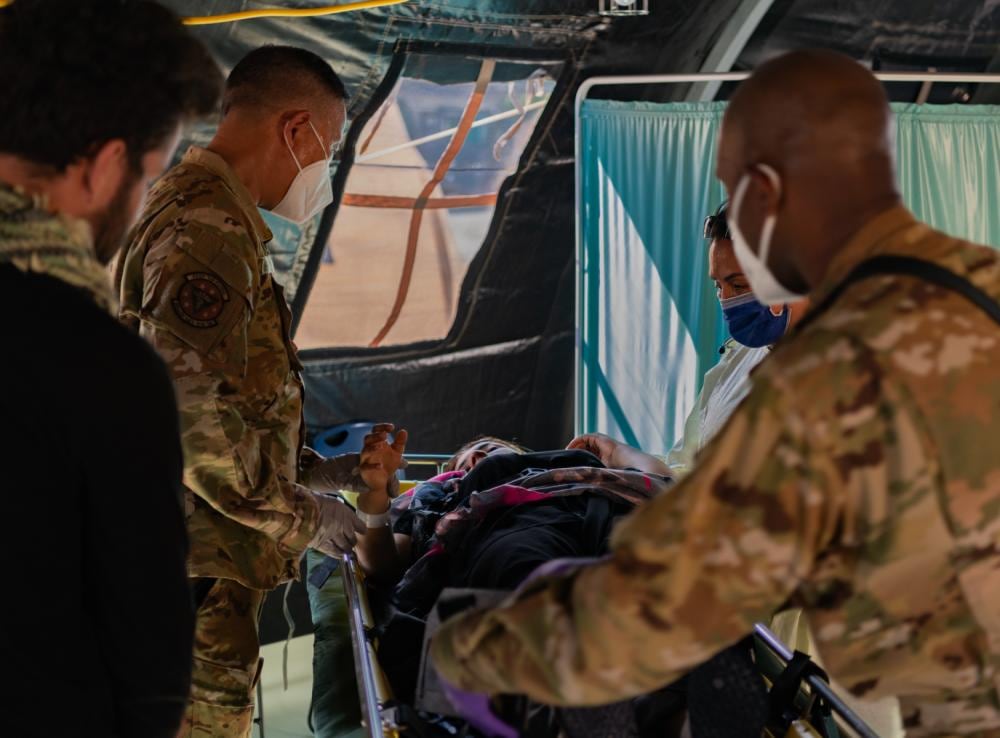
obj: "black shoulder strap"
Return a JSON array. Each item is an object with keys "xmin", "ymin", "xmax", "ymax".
[{"xmin": 798, "ymin": 254, "xmax": 1000, "ymax": 333}]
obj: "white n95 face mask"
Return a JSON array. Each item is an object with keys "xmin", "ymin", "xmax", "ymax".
[
  {"xmin": 728, "ymin": 163, "xmax": 806, "ymax": 305},
  {"xmin": 271, "ymin": 120, "xmax": 334, "ymax": 226}
]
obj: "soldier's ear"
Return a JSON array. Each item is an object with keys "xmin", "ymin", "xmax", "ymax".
[
  {"xmin": 278, "ymin": 110, "xmax": 312, "ymax": 152},
  {"xmin": 77, "ymin": 139, "xmax": 129, "ymax": 215}
]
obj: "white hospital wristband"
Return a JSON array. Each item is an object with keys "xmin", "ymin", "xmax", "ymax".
[{"xmin": 357, "ymin": 507, "xmax": 391, "ymax": 528}]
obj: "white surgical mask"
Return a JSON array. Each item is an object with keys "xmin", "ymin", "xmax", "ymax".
[
  {"xmin": 271, "ymin": 120, "xmax": 334, "ymax": 225},
  {"xmin": 728, "ymin": 163, "xmax": 806, "ymax": 305}
]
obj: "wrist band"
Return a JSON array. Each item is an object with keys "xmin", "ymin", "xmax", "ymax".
[{"xmin": 357, "ymin": 507, "xmax": 391, "ymax": 528}]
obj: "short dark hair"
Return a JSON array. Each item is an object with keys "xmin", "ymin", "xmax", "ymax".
[
  {"xmin": 224, "ymin": 45, "xmax": 348, "ymax": 115},
  {"xmin": 703, "ymin": 201, "xmax": 731, "ymax": 241},
  {"xmin": 0, "ymin": 0, "xmax": 222, "ymax": 172}
]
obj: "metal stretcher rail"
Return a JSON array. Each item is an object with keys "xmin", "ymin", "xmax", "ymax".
[
  {"xmin": 342, "ymin": 553, "xmax": 386, "ymax": 738},
  {"xmin": 402, "ymin": 453, "xmax": 454, "ymax": 476}
]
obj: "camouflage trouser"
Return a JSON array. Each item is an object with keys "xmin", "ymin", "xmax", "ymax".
[{"xmin": 179, "ymin": 578, "xmax": 266, "ymax": 738}]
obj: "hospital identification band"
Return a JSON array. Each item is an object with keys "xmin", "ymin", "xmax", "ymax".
[{"xmin": 357, "ymin": 507, "xmax": 391, "ymax": 528}]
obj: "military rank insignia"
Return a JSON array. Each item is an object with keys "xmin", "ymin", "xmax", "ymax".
[{"xmin": 173, "ymin": 272, "xmax": 230, "ymax": 328}]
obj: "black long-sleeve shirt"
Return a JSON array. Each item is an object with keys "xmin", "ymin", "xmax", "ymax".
[{"xmin": 0, "ymin": 264, "xmax": 193, "ymax": 738}]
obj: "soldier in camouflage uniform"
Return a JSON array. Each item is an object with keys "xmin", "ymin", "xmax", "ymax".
[
  {"xmin": 116, "ymin": 47, "xmax": 363, "ymax": 737},
  {"xmin": 430, "ymin": 50, "xmax": 1000, "ymax": 737}
]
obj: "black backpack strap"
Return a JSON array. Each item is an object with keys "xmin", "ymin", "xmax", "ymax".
[{"xmin": 798, "ymin": 254, "xmax": 1000, "ymax": 333}]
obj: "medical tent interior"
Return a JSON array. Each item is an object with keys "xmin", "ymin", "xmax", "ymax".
[{"xmin": 152, "ymin": 1, "xmax": 999, "ymax": 735}]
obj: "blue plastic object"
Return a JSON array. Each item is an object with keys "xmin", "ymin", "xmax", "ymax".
[{"xmin": 312, "ymin": 421, "xmax": 375, "ymax": 456}]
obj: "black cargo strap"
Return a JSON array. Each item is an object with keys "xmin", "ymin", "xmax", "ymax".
[
  {"xmin": 767, "ymin": 650, "xmax": 832, "ymax": 730},
  {"xmin": 797, "ymin": 254, "xmax": 1000, "ymax": 333}
]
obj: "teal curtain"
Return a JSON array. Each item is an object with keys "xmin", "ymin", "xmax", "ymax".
[
  {"xmin": 578, "ymin": 100, "xmax": 1000, "ymax": 454},
  {"xmin": 895, "ymin": 104, "xmax": 1000, "ymax": 247}
]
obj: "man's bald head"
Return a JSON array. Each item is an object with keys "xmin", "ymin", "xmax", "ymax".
[
  {"xmin": 722, "ymin": 49, "xmax": 894, "ymax": 172},
  {"xmin": 717, "ymin": 50, "xmax": 901, "ymax": 294}
]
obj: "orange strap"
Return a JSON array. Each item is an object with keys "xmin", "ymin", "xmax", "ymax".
[
  {"xmin": 341, "ymin": 192, "xmax": 497, "ymax": 210},
  {"xmin": 369, "ymin": 59, "xmax": 497, "ymax": 347},
  {"xmin": 359, "ymin": 88, "xmax": 399, "ymax": 156}
]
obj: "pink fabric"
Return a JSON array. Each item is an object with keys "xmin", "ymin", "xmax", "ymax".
[
  {"xmin": 493, "ymin": 485, "xmax": 549, "ymax": 506},
  {"xmin": 430, "ymin": 470, "xmax": 466, "ymax": 484}
]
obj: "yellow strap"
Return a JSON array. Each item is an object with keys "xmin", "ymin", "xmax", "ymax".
[{"xmin": 182, "ymin": 0, "xmax": 408, "ymax": 26}]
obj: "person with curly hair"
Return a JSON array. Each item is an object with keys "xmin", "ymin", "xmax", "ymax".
[{"xmin": 0, "ymin": 1, "xmax": 222, "ymax": 737}]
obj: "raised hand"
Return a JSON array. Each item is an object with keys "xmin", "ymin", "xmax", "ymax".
[{"xmin": 360, "ymin": 423, "xmax": 408, "ymax": 492}]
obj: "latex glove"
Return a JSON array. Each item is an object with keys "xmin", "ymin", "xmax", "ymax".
[
  {"xmin": 302, "ymin": 452, "xmax": 368, "ymax": 494},
  {"xmin": 566, "ymin": 432, "xmax": 621, "ymax": 466},
  {"xmin": 309, "ymin": 494, "xmax": 366, "ymax": 558},
  {"xmin": 440, "ymin": 678, "xmax": 517, "ymax": 738}
]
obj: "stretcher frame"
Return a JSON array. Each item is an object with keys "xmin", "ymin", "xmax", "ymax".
[{"xmin": 339, "ymin": 454, "xmax": 880, "ymax": 738}]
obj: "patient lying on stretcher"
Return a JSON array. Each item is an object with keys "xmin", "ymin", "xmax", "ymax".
[
  {"xmin": 353, "ymin": 424, "xmax": 669, "ymax": 594},
  {"xmin": 350, "ymin": 425, "xmax": 687, "ymax": 736},
  {"xmin": 346, "ymin": 426, "xmax": 899, "ymax": 738}
]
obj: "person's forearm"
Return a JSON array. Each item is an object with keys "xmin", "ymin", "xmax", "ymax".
[
  {"xmin": 174, "ymin": 375, "xmax": 321, "ymax": 554},
  {"xmin": 611, "ymin": 444, "xmax": 673, "ymax": 477},
  {"xmin": 355, "ymin": 488, "xmax": 404, "ymax": 583}
]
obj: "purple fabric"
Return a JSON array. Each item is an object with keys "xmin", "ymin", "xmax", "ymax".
[
  {"xmin": 440, "ymin": 678, "xmax": 519, "ymax": 738},
  {"xmin": 518, "ymin": 555, "xmax": 609, "ymax": 589}
]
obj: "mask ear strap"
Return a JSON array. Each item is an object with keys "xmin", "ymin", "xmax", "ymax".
[
  {"xmin": 307, "ymin": 120, "xmax": 329, "ymax": 158},
  {"xmin": 756, "ymin": 163, "xmax": 782, "ymax": 198}
]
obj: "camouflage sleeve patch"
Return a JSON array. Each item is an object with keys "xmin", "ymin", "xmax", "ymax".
[
  {"xmin": 172, "ymin": 271, "xmax": 230, "ymax": 329},
  {"xmin": 144, "ymin": 221, "xmax": 256, "ymax": 362}
]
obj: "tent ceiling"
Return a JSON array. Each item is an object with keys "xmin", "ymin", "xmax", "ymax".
[
  {"xmin": 165, "ymin": 1, "xmax": 999, "ymax": 81},
  {"xmin": 739, "ymin": 0, "xmax": 1000, "ymax": 70}
]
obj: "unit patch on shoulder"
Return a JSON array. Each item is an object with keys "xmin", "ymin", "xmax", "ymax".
[{"xmin": 172, "ymin": 272, "xmax": 230, "ymax": 328}]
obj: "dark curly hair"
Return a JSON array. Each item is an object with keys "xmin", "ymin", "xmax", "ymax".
[{"xmin": 0, "ymin": 0, "xmax": 223, "ymax": 172}]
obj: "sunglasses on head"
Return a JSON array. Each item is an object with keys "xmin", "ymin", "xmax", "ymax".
[{"xmin": 703, "ymin": 213, "xmax": 731, "ymax": 240}]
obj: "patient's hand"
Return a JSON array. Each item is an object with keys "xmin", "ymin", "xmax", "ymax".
[
  {"xmin": 568, "ymin": 433, "xmax": 672, "ymax": 477},
  {"xmin": 360, "ymin": 423, "xmax": 408, "ymax": 493},
  {"xmin": 567, "ymin": 432, "xmax": 621, "ymax": 466}
]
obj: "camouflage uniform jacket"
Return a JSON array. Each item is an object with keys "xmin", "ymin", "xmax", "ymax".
[
  {"xmin": 115, "ymin": 147, "xmax": 321, "ymax": 590},
  {"xmin": 432, "ymin": 207, "xmax": 1000, "ymax": 738}
]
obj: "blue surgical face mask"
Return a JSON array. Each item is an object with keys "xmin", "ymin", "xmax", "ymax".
[{"xmin": 720, "ymin": 292, "xmax": 789, "ymax": 348}]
